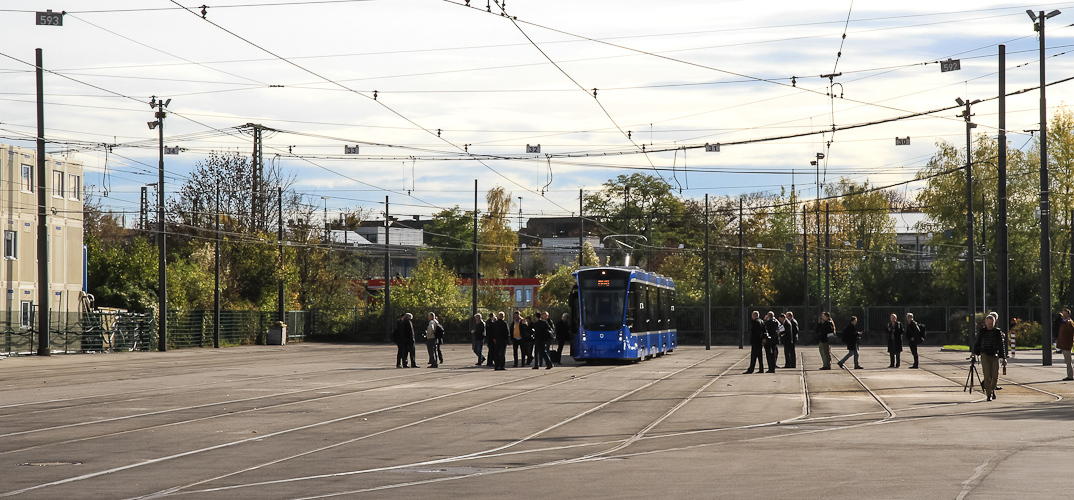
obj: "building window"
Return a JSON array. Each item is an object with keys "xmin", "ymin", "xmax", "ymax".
[
  {"xmin": 20, "ymin": 301, "xmax": 32, "ymax": 329},
  {"xmin": 69, "ymin": 174, "xmax": 81, "ymax": 201},
  {"xmin": 4, "ymin": 230, "xmax": 16, "ymax": 259},
  {"xmin": 21, "ymin": 165, "xmax": 33, "ymax": 192},
  {"xmin": 53, "ymin": 170, "xmax": 64, "ymax": 198}
]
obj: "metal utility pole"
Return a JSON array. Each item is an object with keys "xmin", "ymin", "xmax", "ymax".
[
  {"xmin": 149, "ymin": 95, "xmax": 170, "ymax": 352},
  {"xmin": 35, "ymin": 48, "xmax": 49, "ymax": 356},
  {"xmin": 704, "ymin": 194, "xmax": 711, "ymax": 350},
  {"xmin": 277, "ymin": 186, "xmax": 284, "ymax": 322},
  {"xmin": 214, "ymin": 185, "xmax": 220, "ymax": 348},
  {"xmin": 802, "ymin": 205, "xmax": 808, "ymax": 312},
  {"xmin": 384, "ymin": 196, "xmax": 392, "ymax": 337},
  {"xmin": 997, "ymin": 44, "xmax": 1009, "ymax": 345},
  {"xmin": 824, "ymin": 203, "xmax": 831, "ymax": 313},
  {"xmin": 321, "ymin": 196, "xmax": 329, "ymax": 242},
  {"xmin": 1029, "ymin": 8, "xmax": 1059, "ymax": 365},
  {"xmin": 472, "ymin": 180, "xmax": 478, "ymax": 322},
  {"xmin": 958, "ymin": 96, "xmax": 979, "ymax": 348},
  {"xmin": 249, "ymin": 124, "xmax": 264, "ymax": 230},
  {"xmin": 578, "ymin": 188, "xmax": 584, "ymax": 264},
  {"xmin": 140, "ymin": 186, "xmax": 148, "ymax": 231},
  {"xmin": 738, "ymin": 197, "xmax": 744, "ymax": 349}
]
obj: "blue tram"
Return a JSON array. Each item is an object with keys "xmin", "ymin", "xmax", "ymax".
[{"xmin": 569, "ymin": 266, "xmax": 677, "ymax": 361}]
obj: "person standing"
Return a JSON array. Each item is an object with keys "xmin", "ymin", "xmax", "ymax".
[
  {"xmin": 510, "ymin": 311, "xmax": 524, "ymax": 367},
  {"xmin": 783, "ymin": 311, "xmax": 799, "ymax": 368},
  {"xmin": 401, "ymin": 313, "xmax": 418, "ymax": 368},
  {"xmin": 425, "ymin": 312, "xmax": 441, "ymax": 368},
  {"xmin": 393, "ymin": 313, "xmax": 408, "ymax": 368},
  {"xmin": 744, "ymin": 311, "xmax": 766, "ymax": 374},
  {"xmin": 905, "ymin": 313, "xmax": 923, "ymax": 369},
  {"xmin": 555, "ymin": 312, "xmax": 572, "ymax": 359},
  {"xmin": 491, "ymin": 311, "xmax": 510, "ymax": 370},
  {"xmin": 1057, "ymin": 308, "xmax": 1074, "ymax": 381},
  {"xmin": 471, "ymin": 313, "xmax": 487, "ymax": 366},
  {"xmin": 816, "ymin": 312, "xmax": 835, "ymax": 370},
  {"xmin": 972, "ymin": 314, "xmax": 1008, "ymax": 401},
  {"xmin": 886, "ymin": 313, "xmax": 904, "ymax": 368},
  {"xmin": 837, "ymin": 316, "xmax": 863, "ymax": 369},
  {"xmin": 763, "ymin": 311, "xmax": 780, "ymax": 373},
  {"xmin": 532, "ymin": 311, "xmax": 554, "ymax": 369}
]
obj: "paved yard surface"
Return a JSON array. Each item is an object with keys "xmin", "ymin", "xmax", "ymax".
[{"xmin": 0, "ymin": 344, "xmax": 1071, "ymax": 499}]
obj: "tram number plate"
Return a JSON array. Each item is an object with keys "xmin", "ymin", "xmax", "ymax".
[{"xmin": 37, "ymin": 11, "xmax": 63, "ymax": 26}]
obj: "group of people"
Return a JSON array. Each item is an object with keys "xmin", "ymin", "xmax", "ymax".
[
  {"xmin": 744, "ymin": 310, "xmax": 800, "ymax": 373},
  {"xmin": 391, "ymin": 310, "xmax": 572, "ymax": 370},
  {"xmin": 471, "ymin": 311, "xmax": 571, "ymax": 370},
  {"xmin": 815, "ymin": 311, "xmax": 925, "ymax": 370},
  {"xmin": 748, "ymin": 310, "xmax": 927, "ymax": 373},
  {"xmin": 391, "ymin": 312, "xmax": 445, "ymax": 368}
]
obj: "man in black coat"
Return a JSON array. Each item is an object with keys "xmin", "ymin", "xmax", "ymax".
[
  {"xmin": 905, "ymin": 313, "xmax": 923, "ymax": 369},
  {"xmin": 886, "ymin": 313, "xmax": 904, "ymax": 368},
  {"xmin": 555, "ymin": 312, "xmax": 572, "ymax": 359},
  {"xmin": 491, "ymin": 311, "xmax": 510, "ymax": 370},
  {"xmin": 745, "ymin": 311, "xmax": 767, "ymax": 374},
  {"xmin": 783, "ymin": 311, "xmax": 799, "ymax": 368},
  {"xmin": 401, "ymin": 313, "xmax": 418, "ymax": 368},
  {"xmin": 763, "ymin": 311, "xmax": 780, "ymax": 373},
  {"xmin": 532, "ymin": 311, "xmax": 555, "ymax": 369},
  {"xmin": 471, "ymin": 313, "xmax": 487, "ymax": 366}
]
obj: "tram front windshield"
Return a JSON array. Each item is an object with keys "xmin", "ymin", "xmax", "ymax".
[{"xmin": 579, "ymin": 277, "xmax": 627, "ymax": 331}]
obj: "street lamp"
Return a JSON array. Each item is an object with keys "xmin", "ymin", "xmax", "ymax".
[{"xmin": 1029, "ymin": 8, "xmax": 1059, "ymax": 366}]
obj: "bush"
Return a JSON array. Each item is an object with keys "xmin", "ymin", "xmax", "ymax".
[{"xmin": 1009, "ymin": 320, "xmax": 1041, "ymax": 349}]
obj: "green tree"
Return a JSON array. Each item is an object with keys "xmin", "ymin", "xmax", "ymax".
[
  {"xmin": 393, "ymin": 256, "xmax": 467, "ymax": 321},
  {"xmin": 425, "ymin": 206, "xmax": 476, "ymax": 275},
  {"xmin": 479, "ymin": 186, "xmax": 517, "ymax": 278}
]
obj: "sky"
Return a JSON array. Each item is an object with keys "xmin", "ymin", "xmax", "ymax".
[{"xmin": 3, "ymin": 0, "xmax": 1074, "ymax": 224}]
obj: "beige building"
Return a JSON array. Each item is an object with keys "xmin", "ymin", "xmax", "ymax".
[{"xmin": 0, "ymin": 144, "xmax": 84, "ymax": 327}]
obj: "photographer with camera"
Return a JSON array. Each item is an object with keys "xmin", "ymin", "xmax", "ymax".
[{"xmin": 971, "ymin": 313, "xmax": 1008, "ymax": 401}]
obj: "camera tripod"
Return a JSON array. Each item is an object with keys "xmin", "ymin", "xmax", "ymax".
[{"xmin": 964, "ymin": 355, "xmax": 985, "ymax": 393}]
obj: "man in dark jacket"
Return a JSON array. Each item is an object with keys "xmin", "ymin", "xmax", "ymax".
[
  {"xmin": 401, "ymin": 313, "xmax": 418, "ymax": 368},
  {"xmin": 783, "ymin": 311, "xmax": 799, "ymax": 368},
  {"xmin": 532, "ymin": 311, "xmax": 554, "ymax": 369},
  {"xmin": 763, "ymin": 311, "xmax": 780, "ymax": 373},
  {"xmin": 745, "ymin": 311, "xmax": 766, "ymax": 374},
  {"xmin": 905, "ymin": 313, "xmax": 923, "ymax": 369},
  {"xmin": 973, "ymin": 314, "xmax": 1007, "ymax": 401},
  {"xmin": 471, "ymin": 313, "xmax": 487, "ymax": 366},
  {"xmin": 491, "ymin": 311, "xmax": 510, "ymax": 370},
  {"xmin": 555, "ymin": 312, "xmax": 572, "ymax": 359},
  {"xmin": 886, "ymin": 313, "xmax": 904, "ymax": 368}
]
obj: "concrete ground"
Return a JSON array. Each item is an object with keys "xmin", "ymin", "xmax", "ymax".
[{"xmin": 0, "ymin": 343, "xmax": 1070, "ymax": 500}]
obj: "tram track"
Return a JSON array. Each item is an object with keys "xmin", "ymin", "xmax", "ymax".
[
  {"xmin": 0, "ymin": 362, "xmax": 592, "ymax": 498},
  {"xmin": 170, "ymin": 352, "xmax": 775, "ymax": 499},
  {"xmin": 0, "ymin": 348, "xmax": 403, "ymax": 414},
  {"xmin": 133, "ymin": 351, "xmax": 739, "ymax": 498},
  {"xmin": 0, "ymin": 367, "xmax": 495, "ymax": 456}
]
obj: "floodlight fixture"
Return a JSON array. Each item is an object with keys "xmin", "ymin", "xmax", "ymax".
[{"xmin": 955, "ymin": 97, "xmax": 965, "ymax": 106}]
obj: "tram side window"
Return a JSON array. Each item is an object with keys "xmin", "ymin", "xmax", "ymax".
[
  {"xmin": 668, "ymin": 289, "xmax": 676, "ymax": 330},
  {"xmin": 655, "ymin": 287, "xmax": 664, "ymax": 330},
  {"xmin": 626, "ymin": 286, "xmax": 636, "ymax": 330},
  {"xmin": 636, "ymin": 284, "xmax": 647, "ymax": 332}
]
